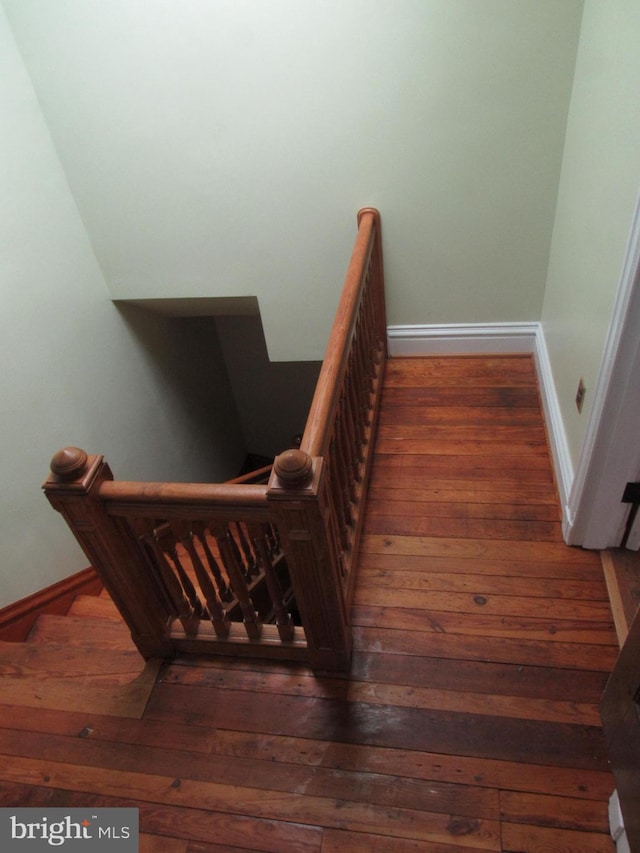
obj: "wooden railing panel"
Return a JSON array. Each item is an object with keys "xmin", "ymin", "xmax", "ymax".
[{"xmin": 43, "ymin": 208, "xmax": 386, "ymax": 673}]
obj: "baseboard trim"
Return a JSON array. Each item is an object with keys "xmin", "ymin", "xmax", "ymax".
[
  {"xmin": 532, "ymin": 325, "xmax": 574, "ymax": 539},
  {"xmin": 386, "ymin": 322, "xmax": 575, "ymax": 540},
  {"xmin": 0, "ymin": 567, "xmax": 102, "ymax": 642},
  {"xmin": 387, "ymin": 322, "xmax": 539, "ymax": 356}
]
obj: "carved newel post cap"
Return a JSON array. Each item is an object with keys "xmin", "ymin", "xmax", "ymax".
[
  {"xmin": 50, "ymin": 447, "xmax": 89, "ymax": 480},
  {"xmin": 273, "ymin": 448, "xmax": 313, "ymax": 488}
]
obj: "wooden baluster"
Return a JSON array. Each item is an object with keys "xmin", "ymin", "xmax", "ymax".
[
  {"xmin": 332, "ymin": 415, "xmax": 353, "ymax": 529},
  {"xmin": 191, "ymin": 521, "xmax": 232, "ymax": 602},
  {"xmin": 226, "ymin": 523, "xmax": 251, "ymax": 582},
  {"xmin": 247, "ymin": 522, "xmax": 295, "ymax": 642},
  {"xmin": 326, "ymin": 443, "xmax": 350, "ymax": 554},
  {"xmin": 155, "ymin": 525, "xmax": 205, "ymax": 620},
  {"xmin": 338, "ymin": 393, "xmax": 358, "ymax": 503},
  {"xmin": 364, "ymin": 270, "xmax": 380, "ymax": 369},
  {"xmin": 349, "ymin": 341, "xmax": 368, "ymax": 444},
  {"xmin": 211, "ymin": 522, "xmax": 262, "ymax": 640},
  {"xmin": 343, "ymin": 370, "xmax": 363, "ymax": 480},
  {"xmin": 146, "ymin": 526, "xmax": 201, "ymax": 636},
  {"xmin": 233, "ymin": 522, "xmax": 259, "ymax": 578},
  {"xmin": 353, "ymin": 320, "xmax": 371, "ymax": 429},
  {"xmin": 359, "ymin": 307, "xmax": 376, "ymax": 395},
  {"xmin": 144, "ymin": 537, "xmax": 200, "ymax": 636},
  {"xmin": 265, "ymin": 522, "xmax": 281, "ymax": 557},
  {"xmin": 174, "ymin": 521, "xmax": 231, "ymax": 638}
]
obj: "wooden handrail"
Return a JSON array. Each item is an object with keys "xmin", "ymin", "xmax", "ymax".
[
  {"xmin": 43, "ymin": 209, "xmax": 386, "ymax": 673},
  {"xmin": 225, "ymin": 464, "xmax": 273, "ymax": 485},
  {"xmin": 100, "ymin": 480, "xmax": 269, "ymax": 513},
  {"xmin": 302, "ymin": 208, "xmax": 386, "ymax": 458}
]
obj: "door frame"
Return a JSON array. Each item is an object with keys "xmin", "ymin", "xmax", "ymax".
[{"xmin": 565, "ymin": 188, "xmax": 640, "ymax": 549}]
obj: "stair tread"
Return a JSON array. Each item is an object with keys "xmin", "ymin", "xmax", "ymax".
[
  {"xmin": 0, "ymin": 638, "xmax": 142, "ymax": 677},
  {"xmin": 29, "ymin": 613, "xmax": 132, "ymax": 647},
  {"xmin": 0, "ymin": 642, "xmax": 160, "ymax": 717},
  {"xmin": 67, "ymin": 594, "xmax": 123, "ymax": 621}
]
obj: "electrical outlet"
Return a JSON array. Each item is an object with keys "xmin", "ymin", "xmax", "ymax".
[{"xmin": 576, "ymin": 378, "xmax": 586, "ymax": 413}]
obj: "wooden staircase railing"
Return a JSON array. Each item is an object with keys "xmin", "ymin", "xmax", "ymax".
[{"xmin": 43, "ymin": 208, "xmax": 386, "ymax": 673}]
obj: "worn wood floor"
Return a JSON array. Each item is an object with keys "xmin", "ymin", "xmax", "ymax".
[{"xmin": 0, "ymin": 355, "xmax": 619, "ymax": 851}]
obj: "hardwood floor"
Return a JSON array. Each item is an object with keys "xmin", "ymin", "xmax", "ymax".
[{"xmin": 0, "ymin": 355, "xmax": 619, "ymax": 851}]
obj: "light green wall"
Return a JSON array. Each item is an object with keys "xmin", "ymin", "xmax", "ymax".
[
  {"xmin": 0, "ymin": 8, "xmax": 246, "ymax": 607},
  {"xmin": 3, "ymin": 0, "xmax": 583, "ymax": 361},
  {"xmin": 216, "ymin": 314, "xmax": 321, "ymax": 459},
  {"xmin": 541, "ymin": 0, "xmax": 640, "ymax": 467}
]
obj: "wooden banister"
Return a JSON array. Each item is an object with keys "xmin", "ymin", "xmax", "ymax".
[
  {"xmin": 302, "ymin": 208, "xmax": 386, "ymax": 458},
  {"xmin": 43, "ymin": 208, "xmax": 386, "ymax": 673}
]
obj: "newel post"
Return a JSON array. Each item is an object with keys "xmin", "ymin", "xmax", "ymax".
[
  {"xmin": 267, "ymin": 449, "xmax": 352, "ymax": 673},
  {"xmin": 43, "ymin": 447, "xmax": 174, "ymax": 659}
]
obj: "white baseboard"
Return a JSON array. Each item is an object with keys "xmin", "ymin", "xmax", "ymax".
[
  {"xmin": 609, "ymin": 791, "xmax": 630, "ymax": 852},
  {"xmin": 533, "ymin": 325, "xmax": 574, "ymax": 539},
  {"xmin": 385, "ymin": 322, "xmax": 574, "ymax": 540},
  {"xmin": 387, "ymin": 322, "xmax": 538, "ymax": 356}
]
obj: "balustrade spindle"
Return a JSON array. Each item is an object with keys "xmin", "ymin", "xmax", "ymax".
[
  {"xmin": 211, "ymin": 522, "xmax": 262, "ymax": 640},
  {"xmin": 174, "ymin": 521, "xmax": 231, "ymax": 638},
  {"xmin": 247, "ymin": 522, "xmax": 295, "ymax": 642},
  {"xmin": 233, "ymin": 522, "xmax": 259, "ymax": 578},
  {"xmin": 342, "ymin": 373, "xmax": 363, "ymax": 481},
  {"xmin": 192, "ymin": 522, "xmax": 232, "ymax": 602},
  {"xmin": 156, "ymin": 524, "xmax": 205, "ymax": 619},
  {"xmin": 265, "ymin": 522, "xmax": 280, "ymax": 558},
  {"xmin": 332, "ymin": 420, "xmax": 353, "ymax": 528},
  {"xmin": 142, "ymin": 528, "xmax": 201, "ymax": 636}
]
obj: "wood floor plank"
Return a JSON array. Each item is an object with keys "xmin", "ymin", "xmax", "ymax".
[
  {"xmin": 348, "ymin": 651, "xmax": 609, "ymax": 703},
  {"xmin": 357, "ymin": 551, "xmax": 606, "ymax": 581},
  {"xmin": 321, "ymin": 828, "xmax": 493, "ymax": 852},
  {"xmin": 366, "ymin": 498, "xmax": 560, "ymax": 522},
  {"xmin": 140, "ymin": 835, "xmax": 189, "ymax": 853},
  {"xmin": 380, "ymin": 386, "xmax": 542, "ymax": 408},
  {"xmin": 358, "ymin": 568, "xmax": 607, "ymax": 601},
  {"xmin": 377, "ymin": 405, "xmax": 544, "ymax": 426},
  {"xmin": 371, "ymin": 463, "xmax": 554, "ymax": 488},
  {"xmin": 373, "ymin": 438, "xmax": 549, "ymax": 458},
  {"xmin": 383, "ymin": 355, "xmax": 537, "ymax": 383},
  {"xmin": 352, "ymin": 626, "xmax": 618, "ymax": 672},
  {"xmin": 501, "ymin": 822, "xmax": 614, "ymax": 853},
  {"xmin": 359, "ymin": 534, "xmax": 603, "ymax": 565},
  {"xmin": 499, "ymin": 790, "xmax": 610, "ymax": 833},
  {"xmin": 145, "ymin": 684, "xmax": 610, "ymax": 771},
  {"xmin": 0, "ymin": 781, "xmax": 322, "ymax": 853},
  {"xmin": 368, "ymin": 484, "xmax": 559, "ymax": 507},
  {"xmin": 207, "ymin": 730, "xmax": 615, "ymax": 802},
  {"xmin": 346, "ymin": 680, "xmax": 600, "ymax": 726},
  {"xmin": 377, "ymin": 423, "xmax": 548, "ymax": 442},
  {"xmin": 156, "ymin": 658, "xmax": 603, "ymax": 726},
  {"xmin": 0, "ymin": 703, "xmax": 218, "ymax": 753},
  {"xmin": 0, "ymin": 754, "xmax": 501, "ymax": 850},
  {"xmin": 354, "ymin": 587, "xmax": 613, "ymax": 622},
  {"xmin": 0, "ymin": 725, "xmax": 499, "ymax": 823},
  {"xmin": 363, "ymin": 515, "xmax": 562, "ymax": 542},
  {"xmin": 351, "ymin": 604, "xmax": 617, "ymax": 646}
]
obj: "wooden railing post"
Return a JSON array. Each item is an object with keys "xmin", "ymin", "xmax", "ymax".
[
  {"xmin": 267, "ymin": 449, "xmax": 352, "ymax": 673},
  {"xmin": 42, "ymin": 447, "xmax": 174, "ymax": 659}
]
